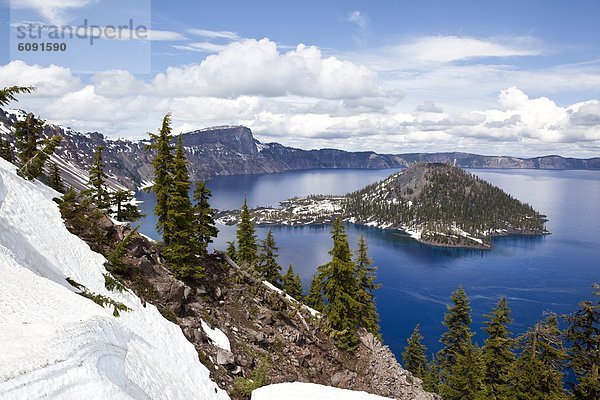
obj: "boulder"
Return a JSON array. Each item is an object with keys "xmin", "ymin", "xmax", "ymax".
[{"xmin": 216, "ymin": 348, "xmax": 235, "ymax": 366}]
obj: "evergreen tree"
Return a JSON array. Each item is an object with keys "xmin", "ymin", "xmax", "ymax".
[
  {"xmin": 111, "ymin": 190, "xmax": 142, "ymax": 222},
  {"xmin": 48, "ymin": 162, "xmax": 65, "ymax": 192},
  {"xmin": 440, "ymin": 342, "xmax": 488, "ymax": 400},
  {"xmin": 15, "ymin": 113, "xmax": 44, "ymax": 168},
  {"xmin": 192, "ymin": 181, "xmax": 218, "ymax": 256},
  {"xmin": 482, "ymin": 297, "xmax": 515, "ymax": 400},
  {"xmin": 354, "ymin": 235, "xmax": 381, "ymax": 336},
  {"xmin": 509, "ymin": 314, "xmax": 567, "ymax": 400},
  {"xmin": 403, "ymin": 324, "xmax": 428, "ymax": 378},
  {"xmin": 18, "ymin": 135, "xmax": 61, "ymax": 180},
  {"xmin": 282, "ymin": 264, "xmax": 303, "ymax": 299},
  {"xmin": 319, "ymin": 218, "xmax": 362, "ymax": 352},
  {"xmin": 564, "ymin": 284, "xmax": 600, "ymax": 400},
  {"xmin": 236, "ymin": 196, "xmax": 258, "ymax": 267},
  {"xmin": 163, "ymin": 135, "xmax": 199, "ymax": 279},
  {"xmin": 438, "ymin": 286, "xmax": 474, "ymax": 368},
  {"xmin": 0, "ymin": 135, "xmax": 14, "ymax": 163},
  {"xmin": 86, "ymin": 146, "xmax": 110, "ymax": 208},
  {"xmin": 147, "ymin": 114, "xmax": 174, "ymax": 244},
  {"xmin": 257, "ymin": 230, "xmax": 281, "ymax": 285},
  {"xmin": 226, "ymin": 240, "xmax": 237, "ymax": 260},
  {"xmin": 305, "ymin": 274, "xmax": 325, "ymax": 312},
  {"xmin": 0, "ymin": 86, "xmax": 34, "ymax": 106},
  {"xmin": 422, "ymin": 357, "xmax": 441, "ymax": 393}
]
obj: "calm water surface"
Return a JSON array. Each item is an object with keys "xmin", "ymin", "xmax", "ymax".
[{"xmin": 135, "ymin": 168, "xmax": 600, "ymax": 359}]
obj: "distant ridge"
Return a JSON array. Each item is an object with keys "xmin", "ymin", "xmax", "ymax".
[{"xmin": 1, "ymin": 107, "xmax": 598, "ymax": 191}]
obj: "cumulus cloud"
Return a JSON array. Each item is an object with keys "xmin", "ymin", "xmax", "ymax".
[
  {"xmin": 2, "ymin": 52, "xmax": 600, "ymax": 157},
  {"xmin": 91, "ymin": 70, "xmax": 149, "ymax": 97},
  {"xmin": 416, "ymin": 101, "xmax": 443, "ymax": 113},
  {"xmin": 0, "ymin": 61, "xmax": 81, "ymax": 96},
  {"xmin": 570, "ymin": 102, "xmax": 600, "ymax": 126},
  {"xmin": 153, "ymin": 39, "xmax": 383, "ymax": 99}
]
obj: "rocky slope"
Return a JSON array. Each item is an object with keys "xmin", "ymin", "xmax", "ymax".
[
  {"xmin": 56, "ymin": 191, "xmax": 437, "ymax": 400},
  {"xmin": 1, "ymin": 108, "xmax": 598, "ymax": 192}
]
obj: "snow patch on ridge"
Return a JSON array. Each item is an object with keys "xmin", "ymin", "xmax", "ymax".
[
  {"xmin": 252, "ymin": 382, "xmax": 394, "ymax": 400},
  {"xmin": 201, "ymin": 319, "xmax": 231, "ymax": 351}
]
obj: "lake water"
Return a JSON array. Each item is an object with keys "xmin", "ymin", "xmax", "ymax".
[{"xmin": 135, "ymin": 168, "xmax": 600, "ymax": 360}]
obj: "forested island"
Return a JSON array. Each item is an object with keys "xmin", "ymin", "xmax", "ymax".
[{"xmin": 217, "ymin": 163, "xmax": 549, "ymax": 249}]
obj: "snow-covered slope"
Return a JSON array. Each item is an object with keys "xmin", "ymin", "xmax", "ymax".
[
  {"xmin": 252, "ymin": 382, "xmax": 393, "ymax": 400},
  {"xmin": 0, "ymin": 158, "xmax": 230, "ymax": 400}
]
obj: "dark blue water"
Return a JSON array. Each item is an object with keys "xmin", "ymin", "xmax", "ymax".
[{"xmin": 135, "ymin": 168, "xmax": 600, "ymax": 359}]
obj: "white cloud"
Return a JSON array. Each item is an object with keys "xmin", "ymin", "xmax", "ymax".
[
  {"xmin": 347, "ymin": 11, "xmax": 369, "ymax": 31},
  {"xmin": 0, "ymin": 60, "xmax": 81, "ymax": 96},
  {"xmin": 416, "ymin": 101, "xmax": 443, "ymax": 113},
  {"xmin": 145, "ymin": 29, "xmax": 187, "ymax": 41},
  {"xmin": 172, "ymin": 42, "xmax": 227, "ymax": 53},
  {"xmin": 10, "ymin": 0, "xmax": 96, "ymax": 24},
  {"xmin": 91, "ymin": 70, "xmax": 149, "ymax": 97},
  {"xmin": 390, "ymin": 35, "xmax": 541, "ymax": 64},
  {"xmin": 153, "ymin": 38, "xmax": 383, "ymax": 99},
  {"xmin": 3, "ymin": 50, "xmax": 600, "ymax": 157},
  {"xmin": 187, "ymin": 29, "xmax": 239, "ymax": 40}
]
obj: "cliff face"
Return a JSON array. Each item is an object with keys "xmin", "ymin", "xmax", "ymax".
[{"xmin": 1, "ymin": 108, "xmax": 598, "ymax": 192}]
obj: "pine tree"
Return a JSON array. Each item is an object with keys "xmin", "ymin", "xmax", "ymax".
[
  {"xmin": 147, "ymin": 114, "xmax": 174, "ymax": 244},
  {"xmin": 236, "ymin": 196, "xmax": 258, "ymax": 267},
  {"xmin": 509, "ymin": 314, "xmax": 567, "ymax": 400},
  {"xmin": 354, "ymin": 235, "xmax": 381, "ymax": 336},
  {"xmin": 18, "ymin": 135, "xmax": 61, "ymax": 180},
  {"xmin": 48, "ymin": 162, "xmax": 65, "ymax": 192},
  {"xmin": 0, "ymin": 86, "xmax": 34, "ymax": 106},
  {"xmin": 86, "ymin": 146, "xmax": 110, "ymax": 208},
  {"xmin": 403, "ymin": 324, "xmax": 428, "ymax": 378},
  {"xmin": 226, "ymin": 241, "xmax": 237, "ymax": 260},
  {"xmin": 440, "ymin": 342, "xmax": 488, "ymax": 400},
  {"xmin": 282, "ymin": 264, "xmax": 303, "ymax": 299},
  {"xmin": 111, "ymin": 190, "xmax": 142, "ymax": 222},
  {"xmin": 319, "ymin": 218, "xmax": 362, "ymax": 352},
  {"xmin": 305, "ymin": 274, "xmax": 324, "ymax": 312},
  {"xmin": 564, "ymin": 285, "xmax": 600, "ymax": 400},
  {"xmin": 15, "ymin": 113, "xmax": 44, "ymax": 168},
  {"xmin": 438, "ymin": 286, "xmax": 474, "ymax": 368},
  {"xmin": 163, "ymin": 135, "xmax": 199, "ymax": 279},
  {"xmin": 482, "ymin": 297, "xmax": 515, "ymax": 400},
  {"xmin": 192, "ymin": 181, "xmax": 218, "ymax": 256},
  {"xmin": 257, "ymin": 230, "xmax": 281, "ymax": 285},
  {"xmin": 0, "ymin": 135, "xmax": 14, "ymax": 163},
  {"xmin": 422, "ymin": 357, "xmax": 441, "ymax": 393}
]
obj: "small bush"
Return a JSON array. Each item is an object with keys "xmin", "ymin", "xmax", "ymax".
[
  {"xmin": 232, "ymin": 359, "xmax": 269, "ymax": 399},
  {"xmin": 104, "ymin": 273, "xmax": 126, "ymax": 293}
]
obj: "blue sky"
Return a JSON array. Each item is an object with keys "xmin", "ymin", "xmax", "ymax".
[{"xmin": 1, "ymin": 0, "xmax": 600, "ymax": 157}]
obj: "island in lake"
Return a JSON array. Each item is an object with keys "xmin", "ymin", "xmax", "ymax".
[{"xmin": 216, "ymin": 163, "xmax": 549, "ymax": 249}]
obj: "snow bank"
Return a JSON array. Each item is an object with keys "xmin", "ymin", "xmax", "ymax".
[
  {"xmin": 201, "ymin": 319, "xmax": 231, "ymax": 351},
  {"xmin": 0, "ymin": 158, "xmax": 229, "ymax": 400},
  {"xmin": 252, "ymin": 382, "xmax": 393, "ymax": 400}
]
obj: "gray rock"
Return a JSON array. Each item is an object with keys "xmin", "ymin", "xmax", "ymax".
[
  {"xmin": 331, "ymin": 370, "xmax": 357, "ymax": 387},
  {"xmin": 216, "ymin": 349, "xmax": 235, "ymax": 366}
]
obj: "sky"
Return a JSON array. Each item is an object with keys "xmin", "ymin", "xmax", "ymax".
[{"xmin": 1, "ymin": 0, "xmax": 600, "ymax": 157}]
